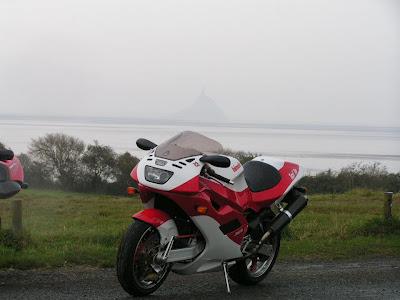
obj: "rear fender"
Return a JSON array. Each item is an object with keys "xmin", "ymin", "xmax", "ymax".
[{"xmin": 132, "ymin": 208, "xmax": 178, "ymax": 245}]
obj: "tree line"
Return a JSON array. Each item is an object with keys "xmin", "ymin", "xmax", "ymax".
[
  {"xmin": 2, "ymin": 134, "xmax": 139, "ymax": 195},
  {"xmin": 299, "ymin": 162, "xmax": 400, "ymax": 194},
  {"xmin": 2, "ymin": 134, "xmax": 399, "ymax": 195}
]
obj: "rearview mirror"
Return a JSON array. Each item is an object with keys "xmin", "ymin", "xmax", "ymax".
[
  {"xmin": 136, "ymin": 138, "xmax": 157, "ymax": 151},
  {"xmin": 0, "ymin": 150, "xmax": 14, "ymax": 161},
  {"xmin": 200, "ymin": 155, "xmax": 231, "ymax": 168}
]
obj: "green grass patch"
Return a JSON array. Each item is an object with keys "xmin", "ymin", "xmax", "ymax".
[
  {"xmin": 0, "ymin": 188, "xmax": 399, "ymax": 268},
  {"xmin": 280, "ymin": 189, "xmax": 400, "ymax": 260},
  {"xmin": 0, "ymin": 189, "xmax": 142, "ymax": 269}
]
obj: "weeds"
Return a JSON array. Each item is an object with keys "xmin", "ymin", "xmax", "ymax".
[
  {"xmin": 0, "ymin": 229, "xmax": 31, "ymax": 250},
  {"xmin": 353, "ymin": 217, "xmax": 400, "ymax": 236}
]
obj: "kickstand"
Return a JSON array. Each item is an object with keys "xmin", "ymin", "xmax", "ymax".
[{"xmin": 222, "ymin": 261, "xmax": 231, "ymax": 294}]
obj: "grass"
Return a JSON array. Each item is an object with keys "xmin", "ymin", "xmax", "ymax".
[
  {"xmin": 280, "ymin": 189, "xmax": 400, "ymax": 260},
  {"xmin": 0, "ymin": 189, "xmax": 141, "ymax": 269},
  {"xmin": 0, "ymin": 188, "xmax": 399, "ymax": 269}
]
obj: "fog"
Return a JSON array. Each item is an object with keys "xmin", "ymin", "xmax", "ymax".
[{"xmin": 0, "ymin": 0, "xmax": 399, "ymax": 126}]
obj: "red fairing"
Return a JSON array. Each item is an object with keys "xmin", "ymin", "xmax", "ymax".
[
  {"xmin": 132, "ymin": 158, "xmax": 300, "ymax": 245},
  {"xmin": 137, "ymin": 184, "xmax": 154, "ymax": 203},
  {"xmin": 132, "ymin": 208, "xmax": 171, "ymax": 227},
  {"xmin": 150, "ymin": 183, "xmax": 249, "ymax": 245},
  {"xmin": 130, "ymin": 165, "xmax": 138, "ymax": 182},
  {"xmin": 196, "ymin": 162, "xmax": 300, "ymax": 213},
  {"xmin": 200, "ymin": 178, "xmax": 250, "ymax": 212},
  {"xmin": 171, "ymin": 175, "xmax": 200, "ymax": 193},
  {"xmin": 1, "ymin": 156, "xmax": 24, "ymax": 183},
  {"xmin": 250, "ymin": 162, "xmax": 299, "ymax": 204}
]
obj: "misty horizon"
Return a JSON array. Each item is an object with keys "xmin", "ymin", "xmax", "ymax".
[{"xmin": 1, "ymin": 0, "xmax": 399, "ymax": 127}]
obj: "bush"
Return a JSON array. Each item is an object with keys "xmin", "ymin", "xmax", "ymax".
[
  {"xmin": 106, "ymin": 152, "xmax": 140, "ymax": 194},
  {"xmin": 0, "ymin": 229, "xmax": 32, "ymax": 251},
  {"xmin": 18, "ymin": 153, "xmax": 53, "ymax": 189},
  {"xmin": 353, "ymin": 217, "xmax": 400, "ymax": 236},
  {"xmin": 81, "ymin": 141, "xmax": 117, "ymax": 193},
  {"xmin": 299, "ymin": 162, "xmax": 400, "ymax": 194},
  {"xmin": 18, "ymin": 134, "xmax": 140, "ymax": 195}
]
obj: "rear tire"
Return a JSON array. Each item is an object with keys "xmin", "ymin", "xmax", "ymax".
[
  {"xmin": 117, "ymin": 220, "xmax": 170, "ymax": 296},
  {"xmin": 228, "ymin": 234, "xmax": 280, "ymax": 285}
]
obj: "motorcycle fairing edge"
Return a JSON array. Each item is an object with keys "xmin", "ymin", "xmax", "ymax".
[
  {"xmin": 132, "ymin": 209, "xmax": 243, "ymax": 274},
  {"xmin": 132, "ymin": 208, "xmax": 178, "ymax": 245}
]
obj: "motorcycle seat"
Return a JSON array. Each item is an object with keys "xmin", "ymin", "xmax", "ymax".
[{"xmin": 243, "ymin": 160, "xmax": 282, "ymax": 192}]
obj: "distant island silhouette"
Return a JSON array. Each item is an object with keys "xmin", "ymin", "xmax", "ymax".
[{"xmin": 171, "ymin": 90, "xmax": 227, "ymax": 123}]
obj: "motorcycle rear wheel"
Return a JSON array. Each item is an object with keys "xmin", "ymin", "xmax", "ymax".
[
  {"xmin": 117, "ymin": 220, "xmax": 170, "ymax": 296},
  {"xmin": 228, "ymin": 234, "xmax": 280, "ymax": 285}
]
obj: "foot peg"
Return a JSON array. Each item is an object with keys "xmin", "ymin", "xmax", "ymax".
[{"xmin": 222, "ymin": 261, "xmax": 231, "ymax": 294}]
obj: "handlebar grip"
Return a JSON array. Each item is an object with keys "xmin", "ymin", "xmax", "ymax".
[{"xmin": 207, "ymin": 168, "xmax": 233, "ymax": 185}]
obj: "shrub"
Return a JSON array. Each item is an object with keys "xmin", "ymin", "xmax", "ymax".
[
  {"xmin": 299, "ymin": 162, "xmax": 400, "ymax": 194},
  {"xmin": 81, "ymin": 141, "xmax": 117, "ymax": 193},
  {"xmin": 353, "ymin": 217, "xmax": 400, "ymax": 236},
  {"xmin": 0, "ymin": 229, "xmax": 32, "ymax": 251}
]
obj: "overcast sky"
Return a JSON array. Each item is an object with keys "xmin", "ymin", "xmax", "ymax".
[{"xmin": 0, "ymin": 0, "xmax": 399, "ymax": 126}]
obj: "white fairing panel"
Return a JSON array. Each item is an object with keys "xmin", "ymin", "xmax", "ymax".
[
  {"xmin": 157, "ymin": 219, "xmax": 179, "ymax": 246},
  {"xmin": 211, "ymin": 156, "xmax": 243, "ymax": 181},
  {"xmin": 252, "ymin": 156, "xmax": 285, "ymax": 170},
  {"xmin": 205, "ymin": 156, "xmax": 249, "ymax": 192},
  {"xmin": 136, "ymin": 149, "xmax": 203, "ymax": 191},
  {"xmin": 172, "ymin": 215, "xmax": 243, "ymax": 275},
  {"xmin": 137, "ymin": 150, "xmax": 244, "ymax": 192},
  {"xmin": 278, "ymin": 164, "xmax": 306, "ymax": 201}
]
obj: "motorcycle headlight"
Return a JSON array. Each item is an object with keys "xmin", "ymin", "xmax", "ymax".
[{"xmin": 145, "ymin": 166, "xmax": 173, "ymax": 184}]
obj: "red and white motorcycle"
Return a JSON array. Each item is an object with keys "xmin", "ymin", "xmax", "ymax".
[{"xmin": 117, "ymin": 131, "xmax": 308, "ymax": 296}]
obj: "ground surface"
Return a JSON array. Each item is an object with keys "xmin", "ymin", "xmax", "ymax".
[{"xmin": 0, "ymin": 258, "xmax": 399, "ymax": 299}]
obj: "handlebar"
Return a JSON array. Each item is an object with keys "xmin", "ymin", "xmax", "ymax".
[{"xmin": 206, "ymin": 167, "xmax": 233, "ymax": 185}]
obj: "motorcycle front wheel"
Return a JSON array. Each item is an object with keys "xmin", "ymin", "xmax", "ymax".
[
  {"xmin": 117, "ymin": 220, "xmax": 170, "ymax": 296},
  {"xmin": 228, "ymin": 234, "xmax": 280, "ymax": 285}
]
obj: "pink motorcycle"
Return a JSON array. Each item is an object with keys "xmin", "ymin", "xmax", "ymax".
[{"xmin": 0, "ymin": 149, "xmax": 26, "ymax": 199}]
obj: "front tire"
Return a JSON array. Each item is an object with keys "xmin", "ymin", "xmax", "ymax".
[
  {"xmin": 117, "ymin": 220, "xmax": 170, "ymax": 296},
  {"xmin": 228, "ymin": 234, "xmax": 280, "ymax": 285}
]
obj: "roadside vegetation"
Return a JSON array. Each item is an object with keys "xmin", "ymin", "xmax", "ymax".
[
  {"xmin": 299, "ymin": 162, "xmax": 400, "ymax": 194},
  {"xmin": 0, "ymin": 189, "xmax": 399, "ymax": 269}
]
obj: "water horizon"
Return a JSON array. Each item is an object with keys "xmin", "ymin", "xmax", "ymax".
[{"xmin": 1, "ymin": 114, "xmax": 399, "ymax": 174}]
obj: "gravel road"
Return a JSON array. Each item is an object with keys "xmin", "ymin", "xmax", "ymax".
[{"xmin": 1, "ymin": 258, "xmax": 399, "ymax": 299}]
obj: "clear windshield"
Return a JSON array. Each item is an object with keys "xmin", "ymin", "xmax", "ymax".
[{"xmin": 155, "ymin": 131, "xmax": 223, "ymax": 160}]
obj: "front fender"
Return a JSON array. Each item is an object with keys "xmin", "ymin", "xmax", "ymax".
[{"xmin": 132, "ymin": 208, "xmax": 178, "ymax": 245}]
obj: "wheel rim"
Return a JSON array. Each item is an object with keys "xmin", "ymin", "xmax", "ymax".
[
  {"xmin": 132, "ymin": 226, "xmax": 169, "ymax": 289},
  {"xmin": 245, "ymin": 236, "xmax": 278, "ymax": 278}
]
